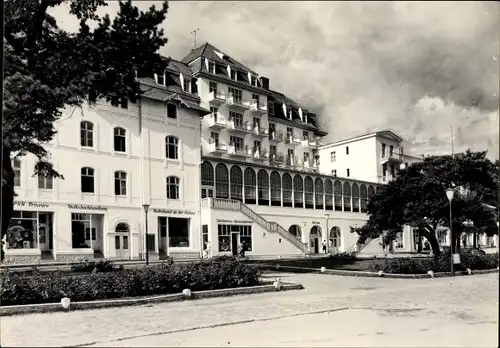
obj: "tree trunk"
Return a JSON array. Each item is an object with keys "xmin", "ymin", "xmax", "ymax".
[
  {"xmin": 1, "ymin": 147, "xmax": 15, "ymax": 262},
  {"xmin": 473, "ymin": 230, "xmax": 477, "ymax": 248},
  {"xmin": 418, "ymin": 224, "xmax": 440, "ymax": 256}
]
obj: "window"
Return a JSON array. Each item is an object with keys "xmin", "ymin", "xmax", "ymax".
[
  {"xmin": 270, "ymin": 145, "xmax": 277, "ymax": 156},
  {"xmin": 71, "ymin": 213, "xmax": 103, "ymax": 248},
  {"xmin": 346, "ymin": 146, "xmax": 349, "ymax": 155},
  {"xmin": 209, "ymin": 82, "xmax": 217, "ymax": 94},
  {"xmin": 270, "ymin": 171, "xmax": 281, "ymax": 206},
  {"xmin": 314, "ymin": 178, "xmax": 324, "ymax": 209},
  {"xmin": 210, "ymin": 106, "xmax": 218, "ymax": 120},
  {"xmin": 253, "ymin": 140, "xmax": 261, "ymax": 150},
  {"xmin": 287, "ymin": 148, "xmax": 294, "ymax": 157},
  {"xmin": 155, "ymin": 73, "xmax": 165, "ymax": 85},
  {"xmin": 331, "ymin": 169, "xmax": 337, "ymax": 177},
  {"xmin": 202, "ymin": 225, "xmax": 209, "ymax": 248},
  {"xmin": 268, "ymin": 101, "xmax": 275, "ymax": 115},
  {"xmin": 286, "ymin": 127, "xmax": 293, "ymax": 138},
  {"xmin": 253, "ymin": 117, "xmax": 260, "ymax": 129},
  {"xmin": 251, "ymin": 76, "xmax": 258, "ymax": 87},
  {"xmin": 113, "ymin": 127, "xmax": 126, "ymax": 152},
  {"xmin": 252, "ymin": 94, "xmax": 259, "ymax": 107},
  {"xmin": 168, "ymin": 217, "xmax": 190, "ymax": 247},
  {"xmin": 381, "ymin": 143, "xmax": 386, "ymax": 157},
  {"xmin": 257, "ymin": 170, "xmax": 269, "ymax": 205},
  {"xmin": 303, "ymin": 152, "xmax": 310, "ymax": 163},
  {"xmin": 184, "ymin": 80, "xmax": 191, "ymax": 93},
  {"xmin": 166, "ymin": 176, "xmax": 180, "ymax": 199},
  {"xmin": 244, "ymin": 168, "xmax": 257, "ymax": 204},
  {"xmin": 346, "ymin": 168, "xmax": 350, "ymax": 177},
  {"xmin": 81, "ymin": 167, "xmax": 95, "ymax": 193},
  {"xmin": 165, "ymin": 136, "xmax": 179, "ymax": 160},
  {"xmin": 229, "ymin": 112, "xmax": 243, "ymax": 127},
  {"xmin": 13, "ymin": 159, "xmax": 21, "ymax": 187},
  {"xmin": 394, "ymin": 232, "xmax": 404, "ymax": 249},
  {"xmin": 390, "ymin": 165, "xmax": 395, "ymax": 177},
  {"xmin": 211, "ymin": 132, "xmax": 220, "ymax": 147},
  {"xmin": 80, "ymin": 121, "xmax": 94, "ymax": 147},
  {"xmin": 208, "ymin": 61, "xmax": 215, "ymax": 73},
  {"xmin": 303, "ymin": 111, "xmax": 308, "ymax": 123},
  {"xmin": 230, "ymin": 166, "xmax": 243, "ymax": 201},
  {"xmin": 215, "ymin": 164, "xmax": 229, "ymax": 199},
  {"xmin": 230, "ymin": 70, "xmax": 237, "ymax": 81},
  {"xmin": 167, "ymin": 103, "xmax": 177, "ymax": 119},
  {"xmin": 240, "ymin": 226, "xmax": 253, "ymax": 251},
  {"xmin": 228, "ymin": 87, "xmax": 242, "ymax": 104},
  {"xmin": 437, "ymin": 229, "xmax": 447, "ymax": 245},
  {"xmin": 293, "ymin": 175, "xmax": 304, "ymax": 208},
  {"xmin": 303, "ymin": 131, "xmax": 309, "ymax": 141},
  {"xmin": 282, "ymin": 173, "xmax": 293, "ymax": 207},
  {"xmin": 230, "ymin": 136, "xmax": 244, "ymax": 150},
  {"xmin": 330, "ymin": 151, "xmax": 336, "ymax": 162},
  {"xmin": 201, "ymin": 161, "xmax": 214, "ymax": 187},
  {"xmin": 218, "ymin": 225, "xmax": 231, "ymax": 252},
  {"xmin": 304, "ymin": 176, "xmax": 314, "ymax": 209},
  {"xmin": 287, "ymin": 108, "xmax": 292, "ymax": 120},
  {"xmin": 120, "ymin": 97, "xmax": 128, "ymax": 109},
  {"xmin": 114, "ymin": 171, "xmax": 127, "ymax": 196},
  {"xmin": 269, "ymin": 123, "xmax": 276, "ymax": 135},
  {"xmin": 38, "ymin": 173, "xmax": 53, "ymax": 190}
]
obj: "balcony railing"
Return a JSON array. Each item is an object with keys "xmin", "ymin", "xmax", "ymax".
[
  {"xmin": 270, "ymin": 153, "xmax": 284, "ymax": 164},
  {"xmin": 269, "ymin": 131, "xmax": 284, "ymax": 142},
  {"xmin": 285, "ymin": 155, "xmax": 296, "ymax": 167},
  {"xmin": 308, "ymin": 137, "xmax": 322, "ymax": 147},
  {"xmin": 207, "ymin": 90, "xmax": 226, "ymax": 105},
  {"xmin": 381, "ymin": 151, "xmax": 404, "ymax": 163},
  {"xmin": 227, "ymin": 145, "xmax": 246, "ymax": 157},
  {"xmin": 226, "ymin": 94, "xmax": 249, "ymax": 110},
  {"xmin": 250, "ymin": 99, "xmax": 267, "ymax": 115},
  {"xmin": 227, "ymin": 120, "xmax": 251, "ymax": 133},
  {"xmin": 252, "ymin": 148, "xmax": 268, "ymax": 161},
  {"xmin": 207, "ymin": 140, "xmax": 227, "ymax": 154},
  {"xmin": 207, "ymin": 114, "xmax": 226, "ymax": 129},
  {"xmin": 252, "ymin": 126, "xmax": 269, "ymax": 137}
]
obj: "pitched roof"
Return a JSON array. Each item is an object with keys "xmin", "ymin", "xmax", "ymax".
[
  {"xmin": 319, "ymin": 129, "xmax": 403, "ymax": 148},
  {"xmin": 181, "ymin": 42, "xmax": 257, "ymax": 75}
]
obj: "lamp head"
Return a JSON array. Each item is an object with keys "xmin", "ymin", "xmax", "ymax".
[
  {"xmin": 445, "ymin": 188, "xmax": 455, "ymax": 202},
  {"xmin": 142, "ymin": 204, "xmax": 150, "ymax": 213}
]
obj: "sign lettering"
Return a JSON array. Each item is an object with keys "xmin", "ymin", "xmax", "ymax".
[
  {"xmin": 153, "ymin": 209, "xmax": 195, "ymax": 215},
  {"xmin": 312, "ymin": 221, "xmax": 321, "ymax": 225},
  {"xmin": 14, "ymin": 200, "xmax": 50, "ymax": 208},
  {"xmin": 68, "ymin": 204, "xmax": 108, "ymax": 211},
  {"xmin": 217, "ymin": 219, "xmax": 253, "ymax": 224}
]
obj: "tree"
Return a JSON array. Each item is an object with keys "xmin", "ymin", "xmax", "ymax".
[
  {"xmin": 352, "ymin": 151, "xmax": 498, "ymax": 257},
  {"xmin": 2, "ymin": 0, "xmax": 170, "ymax": 261}
]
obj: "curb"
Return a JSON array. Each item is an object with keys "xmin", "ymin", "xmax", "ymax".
[
  {"xmin": 253, "ymin": 264, "xmax": 499, "ymax": 279},
  {"xmin": 0, "ymin": 281, "xmax": 304, "ymax": 317}
]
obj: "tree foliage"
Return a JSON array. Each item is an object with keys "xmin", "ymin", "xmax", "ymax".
[
  {"xmin": 352, "ymin": 151, "xmax": 499, "ymax": 256},
  {"xmin": 2, "ymin": 0, "xmax": 170, "ymax": 260}
]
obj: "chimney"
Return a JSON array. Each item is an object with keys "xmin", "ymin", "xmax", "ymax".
[{"xmin": 260, "ymin": 77, "xmax": 269, "ymax": 90}]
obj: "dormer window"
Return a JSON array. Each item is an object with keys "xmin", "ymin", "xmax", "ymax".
[
  {"xmin": 287, "ymin": 108, "xmax": 292, "ymax": 120},
  {"xmin": 268, "ymin": 101, "xmax": 275, "ymax": 115},
  {"xmin": 184, "ymin": 80, "xmax": 191, "ymax": 93},
  {"xmin": 230, "ymin": 70, "xmax": 237, "ymax": 81},
  {"xmin": 251, "ymin": 76, "xmax": 257, "ymax": 87},
  {"xmin": 303, "ymin": 111, "xmax": 308, "ymax": 124},
  {"xmin": 155, "ymin": 73, "xmax": 165, "ymax": 86},
  {"xmin": 208, "ymin": 61, "xmax": 215, "ymax": 74}
]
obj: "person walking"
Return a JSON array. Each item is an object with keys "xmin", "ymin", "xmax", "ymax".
[{"xmin": 322, "ymin": 240, "xmax": 327, "ymax": 254}]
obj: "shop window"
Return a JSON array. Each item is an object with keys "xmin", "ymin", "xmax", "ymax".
[
  {"xmin": 168, "ymin": 217, "xmax": 190, "ymax": 247},
  {"xmin": 6, "ymin": 211, "xmax": 38, "ymax": 249},
  {"xmin": 13, "ymin": 159, "xmax": 21, "ymax": 187},
  {"xmin": 71, "ymin": 213, "xmax": 103, "ymax": 249}
]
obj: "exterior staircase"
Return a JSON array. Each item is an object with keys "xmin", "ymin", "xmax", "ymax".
[{"xmin": 207, "ymin": 198, "xmax": 306, "ymax": 253}]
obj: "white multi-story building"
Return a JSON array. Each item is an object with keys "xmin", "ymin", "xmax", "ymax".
[
  {"xmin": 318, "ymin": 130, "xmax": 423, "ymax": 184},
  {"xmin": 5, "ymin": 62, "xmax": 210, "ymax": 264}
]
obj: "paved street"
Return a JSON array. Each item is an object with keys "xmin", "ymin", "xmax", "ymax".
[{"xmin": 1, "ymin": 272, "xmax": 498, "ymax": 347}]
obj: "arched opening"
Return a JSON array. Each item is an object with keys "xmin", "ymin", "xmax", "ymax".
[
  {"xmin": 309, "ymin": 225, "xmax": 322, "ymax": 254},
  {"xmin": 257, "ymin": 169, "xmax": 269, "ymax": 205},
  {"xmin": 215, "ymin": 163, "xmax": 229, "ymax": 199},
  {"xmin": 114, "ymin": 223, "xmax": 130, "ymax": 260},
  {"xmin": 293, "ymin": 175, "xmax": 303, "ymax": 208},
  {"xmin": 314, "ymin": 178, "xmax": 324, "ymax": 210},
  {"xmin": 201, "ymin": 161, "xmax": 214, "ymax": 198},
  {"xmin": 329, "ymin": 226, "xmax": 341, "ymax": 252},
  {"xmin": 352, "ymin": 183, "xmax": 360, "ymax": 213},
  {"xmin": 304, "ymin": 176, "xmax": 314, "ymax": 209},
  {"xmin": 230, "ymin": 165, "xmax": 243, "ymax": 201},
  {"xmin": 288, "ymin": 224, "xmax": 302, "ymax": 238},
  {"xmin": 270, "ymin": 171, "xmax": 281, "ymax": 206},
  {"xmin": 244, "ymin": 168, "xmax": 256, "ymax": 204},
  {"xmin": 360, "ymin": 184, "xmax": 368, "ymax": 213},
  {"xmin": 343, "ymin": 182, "xmax": 352, "ymax": 212},
  {"xmin": 282, "ymin": 173, "xmax": 293, "ymax": 207},
  {"xmin": 368, "ymin": 185, "xmax": 375, "ymax": 197},
  {"xmin": 325, "ymin": 179, "xmax": 333, "ymax": 210},
  {"xmin": 334, "ymin": 180, "xmax": 342, "ymax": 211}
]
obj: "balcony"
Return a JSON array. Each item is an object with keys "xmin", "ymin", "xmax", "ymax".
[
  {"xmin": 285, "ymin": 155, "xmax": 296, "ymax": 168},
  {"xmin": 207, "ymin": 114, "xmax": 226, "ymax": 130},
  {"xmin": 252, "ymin": 126, "xmax": 269, "ymax": 138},
  {"xmin": 227, "ymin": 145, "xmax": 246, "ymax": 158},
  {"xmin": 252, "ymin": 148, "xmax": 269, "ymax": 162},
  {"xmin": 227, "ymin": 120, "xmax": 252, "ymax": 134},
  {"xmin": 207, "ymin": 90, "xmax": 226, "ymax": 106},
  {"xmin": 207, "ymin": 140, "xmax": 227, "ymax": 155},
  {"xmin": 381, "ymin": 151, "xmax": 404, "ymax": 164},
  {"xmin": 269, "ymin": 153, "xmax": 285, "ymax": 165},
  {"xmin": 269, "ymin": 130, "xmax": 284, "ymax": 143},
  {"xmin": 303, "ymin": 159, "xmax": 319, "ymax": 172},
  {"xmin": 285, "ymin": 135, "xmax": 302, "ymax": 145},
  {"xmin": 249, "ymin": 99, "xmax": 267, "ymax": 116},
  {"xmin": 226, "ymin": 94, "xmax": 249, "ymax": 112},
  {"xmin": 307, "ymin": 137, "xmax": 322, "ymax": 147}
]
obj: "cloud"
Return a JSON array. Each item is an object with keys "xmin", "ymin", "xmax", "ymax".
[{"xmin": 49, "ymin": 1, "xmax": 500, "ymax": 159}]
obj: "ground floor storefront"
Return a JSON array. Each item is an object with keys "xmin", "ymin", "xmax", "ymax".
[{"xmin": 3, "ymin": 200, "xmax": 202, "ymax": 265}]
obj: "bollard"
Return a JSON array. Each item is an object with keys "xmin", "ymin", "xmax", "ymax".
[
  {"xmin": 466, "ymin": 268, "xmax": 472, "ymax": 275},
  {"xmin": 182, "ymin": 289, "xmax": 192, "ymax": 298},
  {"xmin": 320, "ymin": 267, "xmax": 326, "ymax": 273},
  {"xmin": 377, "ymin": 270, "xmax": 384, "ymax": 277},
  {"xmin": 61, "ymin": 297, "xmax": 71, "ymax": 310},
  {"xmin": 427, "ymin": 270, "xmax": 434, "ymax": 278},
  {"xmin": 273, "ymin": 277, "xmax": 282, "ymax": 290}
]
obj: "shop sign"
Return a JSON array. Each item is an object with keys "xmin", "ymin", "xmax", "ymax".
[
  {"xmin": 312, "ymin": 221, "xmax": 321, "ymax": 225},
  {"xmin": 216, "ymin": 219, "xmax": 253, "ymax": 224},
  {"xmin": 153, "ymin": 209, "xmax": 195, "ymax": 215},
  {"xmin": 14, "ymin": 200, "xmax": 50, "ymax": 208},
  {"xmin": 68, "ymin": 204, "xmax": 108, "ymax": 211}
]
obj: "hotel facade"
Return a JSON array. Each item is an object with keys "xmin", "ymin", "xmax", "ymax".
[{"xmin": 5, "ymin": 43, "xmax": 496, "ymax": 264}]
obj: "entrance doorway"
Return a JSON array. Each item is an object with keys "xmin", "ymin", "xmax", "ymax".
[
  {"xmin": 329, "ymin": 226, "xmax": 341, "ymax": 253},
  {"xmin": 231, "ymin": 232, "xmax": 240, "ymax": 256},
  {"xmin": 114, "ymin": 223, "xmax": 130, "ymax": 260},
  {"xmin": 309, "ymin": 225, "xmax": 322, "ymax": 254}
]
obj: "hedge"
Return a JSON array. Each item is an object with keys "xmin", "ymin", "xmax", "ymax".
[
  {"xmin": 0, "ymin": 257, "xmax": 260, "ymax": 306},
  {"xmin": 370, "ymin": 251, "xmax": 499, "ymax": 274}
]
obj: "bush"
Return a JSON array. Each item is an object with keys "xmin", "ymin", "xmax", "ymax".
[
  {"xmin": 70, "ymin": 259, "xmax": 115, "ymax": 273},
  {"xmin": 0, "ymin": 258, "xmax": 260, "ymax": 306},
  {"xmin": 370, "ymin": 252, "xmax": 499, "ymax": 274}
]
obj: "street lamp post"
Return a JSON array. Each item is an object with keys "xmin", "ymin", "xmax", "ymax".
[
  {"xmin": 143, "ymin": 204, "xmax": 150, "ymax": 265},
  {"xmin": 325, "ymin": 213, "xmax": 330, "ymax": 254},
  {"xmin": 445, "ymin": 188, "xmax": 455, "ymax": 275}
]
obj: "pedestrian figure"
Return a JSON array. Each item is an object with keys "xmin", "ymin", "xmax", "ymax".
[
  {"xmin": 239, "ymin": 241, "xmax": 246, "ymax": 257},
  {"xmin": 322, "ymin": 240, "xmax": 327, "ymax": 253}
]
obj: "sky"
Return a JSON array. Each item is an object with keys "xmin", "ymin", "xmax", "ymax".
[{"xmin": 49, "ymin": 1, "xmax": 500, "ymax": 159}]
